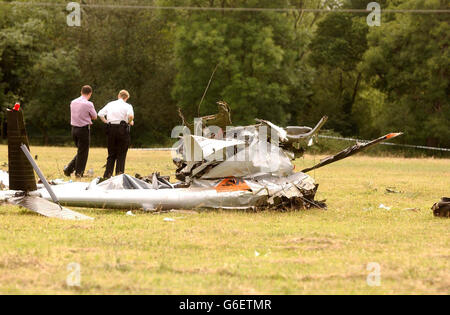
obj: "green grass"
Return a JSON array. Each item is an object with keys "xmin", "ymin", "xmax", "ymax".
[{"xmin": 0, "ymin": 145, "xmax": 448, "ymax": 294}]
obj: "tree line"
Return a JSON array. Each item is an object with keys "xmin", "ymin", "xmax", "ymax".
[{"xmin": 0, "ymin": 0, "xmax": 448, "ymax": 149}]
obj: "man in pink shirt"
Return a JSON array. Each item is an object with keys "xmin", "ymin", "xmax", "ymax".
[{"xmin": 64, "ymin": 85, "xmax": 97, "ymax": 177}]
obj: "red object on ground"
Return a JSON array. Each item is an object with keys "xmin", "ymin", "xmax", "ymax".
[{"xmin": 13, "ymin": 103, "xmax": 20, "ymax": 111}]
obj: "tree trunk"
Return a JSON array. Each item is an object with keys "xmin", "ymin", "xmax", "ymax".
[
  {"xmin": 426, "ymin": 137, "xmax": 439, "ymax": 148},
  {"xmin": 351, "ymin": 72, "xmax": 363, "ymax": 106}
]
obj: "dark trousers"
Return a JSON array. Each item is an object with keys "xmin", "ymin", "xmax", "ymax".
[
  {"xmin": 67, "ymin": 126, "xmax": 90, "ymax": 176},
  {"xmin": 104, "ymin": 124, "xmax": 130, "ymax": 178}
]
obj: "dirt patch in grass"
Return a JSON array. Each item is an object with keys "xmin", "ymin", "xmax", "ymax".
[
  {"xmin": 277, "ymin": 237, "xmax": 342, "ymax": 251},
  {"xmin": 0, "ymin": 255, "xmax": 46, "ymax": 269}
]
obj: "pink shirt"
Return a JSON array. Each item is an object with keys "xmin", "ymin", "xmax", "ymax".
[{"xmin": 70, "ymin": 96, "xmax": 97, "ymax": 127}]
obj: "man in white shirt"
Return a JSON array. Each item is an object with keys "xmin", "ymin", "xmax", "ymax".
[{"xmin": 98, "ymin": 90, "xmax": 134, "ymax": 178}]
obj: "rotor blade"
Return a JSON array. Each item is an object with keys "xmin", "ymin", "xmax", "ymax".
[
  {"xmin": 286, "ymin": 116, "xmax": 328, "ymax": 143},
  {"xmin": 20, "ymin": 144, "xmax": 61, "ymax": 207},
  {"xmin": 10, "ymin": 195, "xmax": 93, "ymax": 220},
  {"xmin": 302, "ymin": 133, "xmax": 403, "ymax": 173}
]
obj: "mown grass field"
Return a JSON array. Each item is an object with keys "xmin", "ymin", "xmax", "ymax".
[{"xmin": 0, "ymin": 145, "xmax": 448, "ymax": 295}]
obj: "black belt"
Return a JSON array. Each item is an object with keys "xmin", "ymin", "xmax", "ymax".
[
  {"xmin": 72, "ymin": 125, "xmax": 90, "ymax": 129},
  {"xmin": 108, "ymin": 121, "xmax": 129, "ymax": 127}
]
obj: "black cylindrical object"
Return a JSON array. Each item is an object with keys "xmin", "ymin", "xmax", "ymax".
[{"xmin": 7, "ymin": 109, "xmax": 37, "ymax": 191}]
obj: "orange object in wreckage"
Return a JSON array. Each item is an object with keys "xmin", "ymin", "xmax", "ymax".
[{"xmin": 215, "ymin": 177, "xmax": 251, "ymax": 192}]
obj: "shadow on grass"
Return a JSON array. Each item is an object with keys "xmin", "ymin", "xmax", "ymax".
[
  {"xmin": 4, "ymin": 205, "xmax": 328, "ymax": 220},
  {"xmin": 17, "ymin": 209, "xmax": 41, "ymax": 217}
]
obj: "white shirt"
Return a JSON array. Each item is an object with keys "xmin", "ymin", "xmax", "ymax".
[{"xmin": 98, "ymin": 99, "xmax": 134, "ymax": 124}]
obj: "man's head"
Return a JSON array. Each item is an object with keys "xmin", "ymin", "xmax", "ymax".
[
  {"xmin": 118, "ymin": 90, "xmax": 130, "ymax": 102},
  {"xmin": 81, "ymin": 85, "xmax": 93, "ymax": 100}
]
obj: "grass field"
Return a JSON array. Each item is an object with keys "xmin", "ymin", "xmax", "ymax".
[{"xmin": 0, "ymin": 145, "xmax": 448, "ymax": 295}]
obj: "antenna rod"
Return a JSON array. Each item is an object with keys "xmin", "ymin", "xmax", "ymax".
[{"xmin": 198, "ymin": 63, "xmax": 220, "ymax": 116}]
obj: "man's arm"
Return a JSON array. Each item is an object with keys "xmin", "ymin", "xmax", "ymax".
[
  {"xmin": 127, "ymin": 105, "xmax": 134, "ymax": 126},
  {"xmin": 89, "ymin": 103, "xmax": 98, "ymax": 121}
]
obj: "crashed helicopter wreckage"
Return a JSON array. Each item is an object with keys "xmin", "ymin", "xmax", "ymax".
[{"xmin": 0, "ymin": 104, "xmax": 402, "ymax": 220}]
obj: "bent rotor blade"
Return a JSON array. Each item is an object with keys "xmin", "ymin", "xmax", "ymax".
[
  {"xmin": 302, "ymin": 133, "xmax": 403, "ymax": 173},
  {"xmin": 10, "ymin": 195, "xmax": 93, "ymax": 221},
  {"xmin": 20, "ymin": 144, "xmax": 61, "ymax": 207},
  {"xmin": 286, "ymin": 116, "xmax": 329, "ymax": 143}
]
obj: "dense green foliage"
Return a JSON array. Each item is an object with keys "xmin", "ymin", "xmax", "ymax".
[{"xmin": 0, "ymin": 0, "xmax": 448, "ymax": 148}]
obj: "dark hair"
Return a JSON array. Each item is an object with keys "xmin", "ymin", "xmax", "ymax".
[{"xmin": 81, "ymin": 85, "xmax": 93, "ymax": 95}]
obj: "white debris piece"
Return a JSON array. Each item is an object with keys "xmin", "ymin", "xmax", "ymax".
[{"xmin": 0, "ymin": 170, "xmax": 9, "ymax": 189}]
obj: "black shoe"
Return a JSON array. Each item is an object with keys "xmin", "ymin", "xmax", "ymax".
[{"xmin": 63, "ymin": 166, "xmax": 72, "ymax": 177}]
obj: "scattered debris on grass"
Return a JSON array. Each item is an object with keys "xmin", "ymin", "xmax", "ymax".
[
  {"xmin": 386, "ymin": 187, "xmax": 403, "ymax": 194},
  {"xmin": 254, "ymin": 249, "xmax": 271, "ymax": 257},
  {"xmin": 379, "ymin": 204, "xmax": 392, "ymax": 211},
  {"xmin": 432, "ymin": 198, "xmax": 450, "ymax": 218}
]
